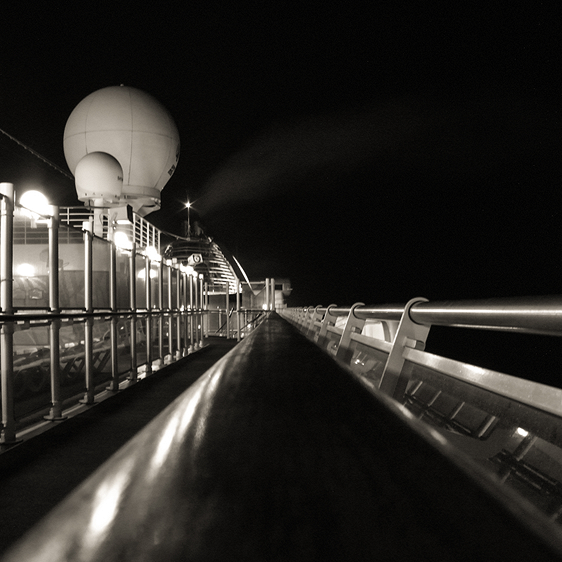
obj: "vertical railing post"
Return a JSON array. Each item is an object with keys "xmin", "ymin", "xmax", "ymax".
[
  {"xmin": 300, "ymin": 308, "xmax": 308, "ymax": 329},
  {"xmin": 107, "ymin": 239, "xmax": 120, "ymax": 392},
  {"xmin": 204, "ymin": 281, "xmax": 209, "ymax": 337},
  {"xmin": 316, "ymin": 304, "xmax": 337, "ymax": 349},
  {"xmin": 188, "ymin": 274, "xmax": 194, "ymax": 352},
  {"xmin": 199, "ymin": 275, "xmax": 204, "ymax": 347},
  {"xmin": 334, "ymin": 303, "xmax": 366, "ymax": 363},
  {"xmin": 166, "ymin": 260, "xmax": 173, "ymax": 360},
  {"xmin": 270, "ymin": 278, "xmax": 275, "ymax": 311},
  {"xmin": 236, "ymin": 278, "xmax": 241, "ymax": 342},
  {"xmin": 158, "ymin": 258, "xmax": 164, "ymax": 366},
  {"xmin": 378, "ymin": 297, "xmax": 431, "ymax": 400},
  {"xmin": 45, "ymin": 205, "xmax": 66, "ymax": 419},
  {"xmin": 0, "ymin": 183, "xmax": 13, "ymax": 315},
  {"xmin": 175, "ymin": 266, "xmax": 181, "ymax": 359},
  {"xmin": 182, "ymin": 272, "xmax": 188, "ymax": 356},
  {"xmin": 145, "ymin": 254, "xmax": 152, "ymax": 375},
  {"xmin": 128, "ymin": 243, "xmax": 137, "ymax": 383},
  {"xmin": 80, "ymin": 219, "xmax": 95, "ymax": 405},
  {"xmin": 225, "ymin": 282, "xmax": 230, "ymax": 339},
  {"xmin": 306, "ymin": 305, "xmax": 323, "ymax": 338},
  {"xmin": 194, "ymin": 275, "xmax": 201, "ymax": 348},
  {"xmin": 0, "ymin": 183, "xmax": 17, "ymax": 443},
  {"xmin": 265, "ymin": 278, "xmax": 270, "ymax": 311}
]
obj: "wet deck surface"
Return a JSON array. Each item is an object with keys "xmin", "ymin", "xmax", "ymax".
[{"xmin": 0, "ymin": 338, "xmax": 239, "ymax": 555}]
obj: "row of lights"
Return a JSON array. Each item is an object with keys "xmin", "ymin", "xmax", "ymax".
[{"xmin": 15, "ymin": 190, "xmax": 202, "ymax": 281}]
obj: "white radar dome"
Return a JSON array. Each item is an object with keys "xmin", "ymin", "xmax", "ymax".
[
  {"xmin": 64, "ymin": 85, "xmax": 180, "ymax": 216},
  {"xmin": 75, "ymin": 152, "xmax": 123, "ymax": 202}
]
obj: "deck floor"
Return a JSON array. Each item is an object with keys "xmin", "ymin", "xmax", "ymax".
[{"xmin": 0, "ymin": 337, "xmax": 239, "ymax": 555}]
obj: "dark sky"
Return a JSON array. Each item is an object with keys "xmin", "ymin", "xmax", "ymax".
[{"xmin": 1, "ymin": 3, "xmax": 561, "ymax": 307}]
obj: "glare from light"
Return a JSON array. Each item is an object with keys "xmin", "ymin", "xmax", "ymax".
[
  {"xmin": 114, "ymin": 231, "xmax": 132, "ymax": 250},
  {"xmin": 16, "ymin": 263, "xmax": 35, "ymax": 277},
  {"xmin": 87, "ymin": 457, "xmax": 134, "ymax": 547},
  {"xmin": 137, "ymin": 268, "xmax": 158, "ymax": 279},
  {"xmin": 19, "ymin": 190, "xmax": 50, "ymax": 218},
  {"xmin": 146, "ymin": 246, "xmax": 160, "ymax": 262},
  {"xmin": 516, "ymin": 427, "xmax": 529, "ymax": 437}
]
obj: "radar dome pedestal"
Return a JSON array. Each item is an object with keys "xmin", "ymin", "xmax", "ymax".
[{"xmin": 63, "ymin": 85, "xmax": 180, "ymax": 216}]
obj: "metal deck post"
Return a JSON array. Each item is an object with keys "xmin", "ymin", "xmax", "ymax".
[
  {"xmin": 128, "ymin": 243, "xmax": 137, "ymax": 382},
  {"xmin": 45, "ymin": 205, "xmax": 66, "ymax": 419},
  {"xmin": 107, "ymin": 240, "xmax": 119, "ymax": 392},
  {"xmin": 0, "ymin": 183, "xmax": 16, "ymax": 444},
  {"xmin": 80, "ymin": 219, "xmax": 95, "ymax": 405}
]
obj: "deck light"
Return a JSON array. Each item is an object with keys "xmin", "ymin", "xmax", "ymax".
[
  {"xmin": 114, "ymin": 231, "xmax": 132, "ymax": 250},
  {"xmin": 16, "ymin": 263, "xmax": 35, "ymax": 277},
  {"xmin": 19, "ymin": 190, "xmax": 51, "ymax": 221}
]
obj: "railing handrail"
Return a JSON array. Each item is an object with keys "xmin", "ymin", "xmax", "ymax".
[{"xmin": 301, "ymin": 295, "xmax": 562, "ymax": 336}]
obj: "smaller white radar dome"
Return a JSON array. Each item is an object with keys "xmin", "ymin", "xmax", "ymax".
[
  {"xmin": 63, "ymin": 85, "xmax": 180, "ymax": 216},
  {"xmin": 75, "ymin": 152, "xmax": 123, "ymax": 204}
]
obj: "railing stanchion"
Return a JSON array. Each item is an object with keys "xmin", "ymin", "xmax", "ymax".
[
  {"xmin": 167, "ymin": 260, "xmax": 173, "ymax": 360},
  {"xmin": 129, "ymin": 243, "xmax": 137, "ymax": 383},
  {"xmin": 0, "ymin": 182, "xmax": 13, "ymax": 315},
  {"xmin": 45, "ymin": 205, "xmax": 66, "ymax": 419},
  {"xmin": 0, "ymin": 183, "xmax": 17, "ymax": 444},
  {"xmin": 199, "ymin": 275, "xmax": 204, "ymax": 347},
  {"xmin": 378, "ymin": 297, "xmax": 430, "ymax": 400},
  {"xmin": 183, "ymin": 272, "xmax": 189, "ymax": 355},
  {"xmin": 107, "ymin": 239, "xmax": 119, "ymax": 392},
  {"xmin": 204, "ymin": 281, "xmax": 209, "ymax": 338},
  {"xmin": 266, "ymin": 277, "xmax": 270, "ymax": 311},
  {"xmin": 317, "ymin": 304, "xmax": 337, "ymax": 349},
  {"xmin": 145, "ymin": 254, "xmax": 152, "ymax": 375},
  {"xmin": 80, "ymin": 219, "xmax": 95, "ymax": 405},
  {"xmin": 225, "ymin": 282, "xmax": 230, "ymax": 340},
  {"xmin": 175, "ymin": 266, "xmax": 181, "ymax": 359},
  {"xmin": 335, "ymin": 303, "xmax": 365, "ymax": 363},
  {"xmin": 158, "ymin": 258, "xmax": 164, "ymax": 365},
  {"xmin": 306, "ymin": 305, "xmax": 324, "ymax": 338},
  {"xmin": 236, "ymin": 278, "xmax": 241, "ymax": 342},
  {"xmin": 188, "ymin": 274, "xmax": 194, "ymax": 352}
]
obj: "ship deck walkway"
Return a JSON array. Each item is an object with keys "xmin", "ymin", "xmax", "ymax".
[
  {"xmin": 0, "ymin": 337, "xmax": 240, "ymax": 556},
  {"xmin": 2, "ymin": 316, "xmax": 562, "ymax": 560}
]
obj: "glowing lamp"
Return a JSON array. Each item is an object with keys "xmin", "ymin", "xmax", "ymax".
[
  {"xmin": 146, "ymin": 246, "xmax": 161, "ymax": 262},
  {"xmin": 137, "ymin": 268, "xmax": 158, "ymax": 279},
  {"xmin": 16, "ymin": 263, "xmax": 35, "ymax": 277},
  {"xmin": 19, "ymin": 190, "xmax": 50, "ymax": 218},
  {"xmin": 114, "ymin": 231, "xmax": 132, "ymax": 250}
]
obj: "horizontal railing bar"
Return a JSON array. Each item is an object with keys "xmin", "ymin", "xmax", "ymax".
[
  {"xmin": 410, "ymin": 295, "xmax": 562, "ymax": 336},
  {"xmin": 311, "ymin": 305, "xmax": 405, "ymax": 319},
  {"xmin": 0, "ymin": 308, "xmax": 266, "ymax": 323},
  {"xmin": 301, "ymin": 296, "xmax": 562, "ymax": 336}
]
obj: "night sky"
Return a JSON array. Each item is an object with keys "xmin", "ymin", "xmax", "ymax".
[{"xmin": 1, "ymin": 4, "xmax": 561, "ymax": 309}]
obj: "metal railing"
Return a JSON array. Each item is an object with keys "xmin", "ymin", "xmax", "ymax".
[
  {"xmin": 279, "ymin": 296, "xmax": 562, "ymax": 532},
  {"xmin": 0, "ymin": 183, "xmax": 260, "ymax": 446},
  {"xmin": 279, "ymin": 296, "xmax": 562, "ymax": 408}
]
